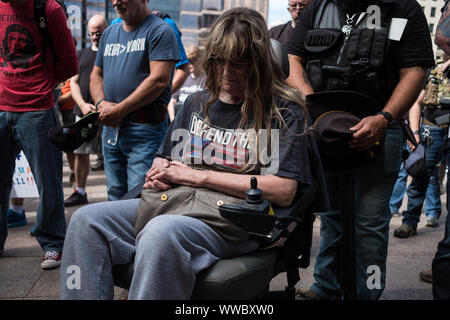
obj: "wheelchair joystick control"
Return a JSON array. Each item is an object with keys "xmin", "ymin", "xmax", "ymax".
[
  {"xmin": 246, "ymin": 177, "xmax": 263, "ymax": 204},
  {"xmin": 218, "ymin": 177, "xmax": 275, "ymax": 236}
]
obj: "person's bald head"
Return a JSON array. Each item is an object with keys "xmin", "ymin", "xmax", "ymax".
[
  {"xmin": 88, "ymin": 15, "xmax": 108, "ymax": 30},
  {"xmin": 288, "ymin": 0, "xmax": 313, "ymax": 27},
  {"xmin": 87, "ymin": 15, "xmax": 108, "ymax": 50}
]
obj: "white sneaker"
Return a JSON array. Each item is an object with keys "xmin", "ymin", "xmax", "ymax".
[{"xmin": 41, "ymin": 251, "xmax": 62, "ymax": 270}]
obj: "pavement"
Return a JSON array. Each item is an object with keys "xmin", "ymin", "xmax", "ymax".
[{"xmin": 0, "ymin": 155, "xmax": 447, "ymax": 300}]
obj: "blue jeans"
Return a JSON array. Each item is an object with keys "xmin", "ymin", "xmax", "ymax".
[
  {"xmin": 389, "ymin": 160, "xmax": 408, "ymax": 213},
  {"xmin": 0, "ymin": 109, "xmax": 66, "ymax": 252},
  {"xmin": 389, "ymin": 145, "xmax": 441, "ymax": 217},
  {"xmin": 311, "ymin": 127, "xmax": 403, "ymax": 300},
  {"xmin": 402, "ymin": 125, "xmax": 446, "ymax": 228},
  {"xmin": 102, "ymin": 120, "xmax": 168, "ymax": 201},
  {"xmin": 432, "ymin": 146, "xmax": 450, "ymax": 300}
]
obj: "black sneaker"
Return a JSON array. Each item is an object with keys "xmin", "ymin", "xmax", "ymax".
[
  {"xmin": 296, "ymin": 289, "xmax": 325, "ymax": 300},
  {"xmin": 393, "ymin": 224, "xmax": 416, "ymax": 238},
  {"xmin": 64, "ymin": 190, "xmax": 88, "ymax": 207},
  {"xmin": 91, "ymin": 161, "xmax": 104, "ymax": 171}
]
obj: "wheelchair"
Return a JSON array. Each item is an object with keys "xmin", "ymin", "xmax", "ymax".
[
  {"xmin": 112, "ymin": 178, "xmax": 318, "ymax": 300},
  {"xmin": 112, "ymin": 40, "xmax": 319, "ymax": 299}
]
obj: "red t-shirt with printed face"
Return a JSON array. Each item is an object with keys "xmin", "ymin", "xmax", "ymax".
[{"xmin": 0, "ymin": 0, "xmax": 78, "ymax": 111}]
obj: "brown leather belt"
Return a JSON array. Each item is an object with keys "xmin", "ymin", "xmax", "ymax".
[
  {"xmin": 127, "ymin": 103, "xmax": 168, "ymax": 124},
  {"xmin": 422, "ymin": 118, "xmax": 449, "ymax": 129}
]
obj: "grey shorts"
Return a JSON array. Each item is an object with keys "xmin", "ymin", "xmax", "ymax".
[{"xmin": 73, "ymin": 115, "xmax": 102, "ymax": 155}]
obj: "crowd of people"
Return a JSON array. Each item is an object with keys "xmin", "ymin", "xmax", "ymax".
[{"xmin": 0, "ymin": 0, "xmax": 449, "ymax": 300}]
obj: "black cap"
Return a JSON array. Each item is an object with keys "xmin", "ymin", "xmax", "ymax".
[
  {"xmin": 306, "ymin": 91, "xmax": 382, "ymax": 171},
  {"xmin": 48, "ymin": 112, "xmax": 99, "ymax": 153}
]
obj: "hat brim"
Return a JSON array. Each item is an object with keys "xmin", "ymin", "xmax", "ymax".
[
  {"xmin": 48, "ymin": 112, "xmax": 100, "ymax": 153},
  {"xmin": 73, "ymin": 111, "xmax": 100, "ymax": 128},
  {"xmin": 306, "ymin": 90, "xmax": 381, "ymax": 122}
]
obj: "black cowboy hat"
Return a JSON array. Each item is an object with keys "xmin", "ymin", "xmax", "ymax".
[
  {"xmin": 306, "ymin": 91, "xmax": 382, "ymax": 171},
  {"xmin": 48, "ymin": 112, "xmax": 99, "ymax": 153}
]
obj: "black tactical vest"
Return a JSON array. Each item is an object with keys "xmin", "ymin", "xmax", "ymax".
[{"xmin": 305, "ymin": 0, "xmax": 396, "ymax": 108}]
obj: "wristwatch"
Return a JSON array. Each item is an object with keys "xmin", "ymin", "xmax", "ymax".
[{"xmin": 376, "ymin": 111, "xmax": 394, "ymax": 125}]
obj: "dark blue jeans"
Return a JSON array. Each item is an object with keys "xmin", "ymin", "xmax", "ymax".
[
  {"xmin": 432, "ymin": 146, "xmax": 450, "ymax": 300},
  {"xmin": 102, "ymin": 120, "xmax": 168, "ymax": 201},
  {"xmin": 402, "ymin": 125, "xmax": 447, "ymax": 228},
  {"xmin": 389, "ymin": 145, "xmax": 441, "ymax": 217},
  {"xmin": 0, "ymin": 109, "xmax": 66, "ymax": 252}
]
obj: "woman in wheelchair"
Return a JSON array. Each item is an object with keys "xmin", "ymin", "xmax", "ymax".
[{"xmin": 60, "ymin": 7, "xmax": 327, "ymax": 300}]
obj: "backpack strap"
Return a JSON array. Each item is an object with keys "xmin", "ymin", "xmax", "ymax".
[
  {"xmin": 152, "ymin": 10, "xmax": 182, "ymax": 36},
  {"xmin": 34, "ymin": 0, "xmax": 67, "ymax": 64},
  {"xmin": 152, "ymin": 10, "xmax": 171, "ymax": 20},
  {"xmin": 34, "ymin": 0, "xmax": 52, "ymax": 63}
]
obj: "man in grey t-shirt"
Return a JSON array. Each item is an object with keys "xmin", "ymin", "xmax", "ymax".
[{"xmin": 90, "ymin": 0, "xmax": 180, "ymax": 200}]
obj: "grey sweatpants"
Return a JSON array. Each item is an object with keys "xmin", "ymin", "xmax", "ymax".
[{"xmin": 60, "ymin": 199, "xmax": 258, "ymax": 300}]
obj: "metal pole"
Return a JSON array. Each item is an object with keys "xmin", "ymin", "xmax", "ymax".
[{"xmin": 339, "ymin": 172, "xmax": 357, "ymax": 300}]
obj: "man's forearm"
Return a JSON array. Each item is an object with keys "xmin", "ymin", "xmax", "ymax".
[
  {"xmin": 409, "ymin": 90, "xmax": 425, "ymax": 132},
  {"xmin": 172, "ymin": 64, "xmax": 189, "ymax": 94},
  {"xmin": 115, "ymin": 74, "xmax": 170, "ymax": 116},
  {"xmin": 287, "ymin": 54, "xmax": 314, "ymax": 96},
  {"xmin": 70, "ymin": 76, "xmax": 86, "ymax": 107},
  {"xmin": 90, "ymin": 68, "xmax": 105, "ymax": 106},
  {"xmin": 383, "ymin": 66, "xmax": 426, "ymax": 120}
]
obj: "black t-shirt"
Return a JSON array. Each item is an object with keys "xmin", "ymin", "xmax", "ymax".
[
  {"xmin": 269, "ymin": 21, "xmax": 294, "ymax": 49},
  {"xmin": 74, "ymin": 47, "xmax": 97, "ymax": 116},
  {"xmin": 287, "ymin": 0, "xmax": 435, "ymax": 101},
  {"xmin": 156, "ymin": 90, "xmax": 330, "ymax": 212}
]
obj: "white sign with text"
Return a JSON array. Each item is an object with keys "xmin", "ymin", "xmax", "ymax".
[{"xmin": 10, "ymin": 151, "xmax": 39, "ymax": 198}]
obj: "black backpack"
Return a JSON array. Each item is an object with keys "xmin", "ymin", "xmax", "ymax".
[{"xmin": 34, "ymin": 0, "xmax": 68, "ymax": 63}]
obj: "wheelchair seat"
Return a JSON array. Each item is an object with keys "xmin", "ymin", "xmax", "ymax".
[{"xmin": 113, "ymin": 249, "xmax": 278, "ymax": 300}]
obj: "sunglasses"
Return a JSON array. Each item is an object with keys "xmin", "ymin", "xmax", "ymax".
[
  {"xmin": 211, "ymin": 56, "xmax": 248, "ymax": 69},
  {"xmin": 88, "ymin": 32, "xmax": 102, "ymax": 37},
  {"xmin": 288, "ymin": 3, "xmax": 308, "ymax": 10}
]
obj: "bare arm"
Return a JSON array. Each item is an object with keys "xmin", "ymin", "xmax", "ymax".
[
  {"xmin": 382, "ymin": 66, "xmax": 427, "ymax": 121},
  {"xmin": 167, "ymin": 97, "xmax": 176, "ymax": 122},
  {"xmin": 97, "ymin": 60, "xmax": 175, "ymax": 126},
  {"xmin": 408, "ymin": 89, "xmax": 425, "ymax": 147},
  {"xmin": 144, "ymin": 160, "xmax": 298, "ymax": 208},
  {"xmin": 198, "ymin": 169, "xmax": 298, "ymax": 207},
  {"xmin": 70, "ymin": 74, "xmax": 96, "ymax": 115},
  {"xmin": 286, "ymin": 54, "xmax": 314, "ymax": 96},
  {"xmin": 89, "ymin": 65, "xmax": 105, "ymax": 107},
  {"xmin": 171, "ymin": 63, "xmax": 189, "ymax": 94},
  {"xmin": 350, "ymin": 66, "xmax": 427, "ymax": 150}
]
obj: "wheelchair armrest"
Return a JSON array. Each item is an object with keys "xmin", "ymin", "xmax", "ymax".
[
  {"xmin": 219, "ymin": 180, "xmax": 318, "ymax": 244},
  {"xmin": 219, "ymin": 203, "xmax": 276, "ymax": 237}
]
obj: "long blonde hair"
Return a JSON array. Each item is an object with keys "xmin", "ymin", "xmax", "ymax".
[{"xmin": 202, "ymin": 7, "xmax": 306, "ymax": 172}]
